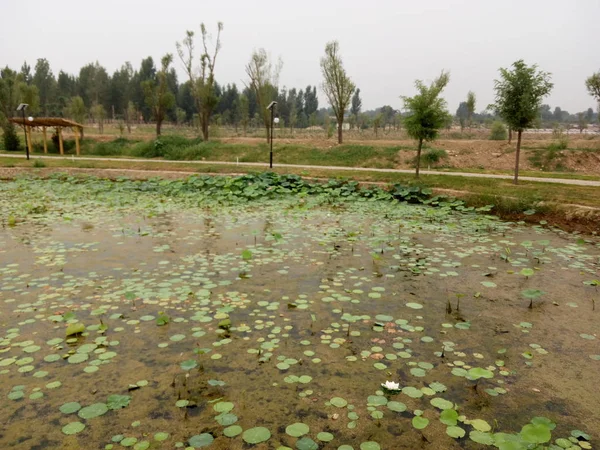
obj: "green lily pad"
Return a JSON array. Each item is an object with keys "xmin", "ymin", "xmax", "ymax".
[
  {"xmin": 62, "ymin": 421, "xmax": 86, "ymax": 435},
  {"xmin": 430, "ymin": 397, "xmax": 454, "ymax": 410},
  {"xmin": 188, "ymin": 433, "xmax": 214, "ymax": 448},
  {"xmin": 223, "ymin": 425, "xmax": 242, "ymax": 437},
  {"xmin": 520, "ymin": 423, "xmax": 551, "ymax": 444},
  {"xmin": 387, "ymin": 401, "xmax": 407, "ymax": 412},
  {"xmin": 242, "ymin": 427, "xmax": 271, "ymax": 444},
  {"xmin": 412, "ymin": 416, "xmax": 429, "ymax": 429},
  {"xmin": 317, "ymin": 432, "xmax": 334, "ymax": 442},
  {"xmin": 446, "ymin": 426, "xmax": 466, "ymax": 438},
  {"xmin": 78, "ymin": 402, "xmax": 109, "ymax": 419},
  {"xmin": 60, "ymin": 402, "xmax": 82, "ymax": 414},
  {"xmin": 286, "ymin": 422, "xmax": 309, "ymax": 437},
  {"xmin": 106, "ymin": 394, "xmax": 131, "ymax": 410},
  {"xmin": 330, "ymin": 397, "xmax": 348, "ymax": 408},
  {"xmin": 296, "ymin": 437, "xmax": 318, "ymax": 450}
]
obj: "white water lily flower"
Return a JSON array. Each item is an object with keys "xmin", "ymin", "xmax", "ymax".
[{"xmin": 382, "ymin": 381, "xmax": 400, "ymax": 391}]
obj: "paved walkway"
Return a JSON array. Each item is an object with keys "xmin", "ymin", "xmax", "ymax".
[{"xmin": 2, "ymin": 153, "xmax": 600, "ymax": 187}]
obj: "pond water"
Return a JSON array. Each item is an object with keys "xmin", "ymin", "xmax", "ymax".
[{"xmin": 0, "ymin": 176, "xmax": 598, "ymax": 450}]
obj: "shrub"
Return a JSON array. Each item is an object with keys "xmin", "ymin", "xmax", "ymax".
[
  {"xmin": 489, "ymin": 121, "xmax": 507, "ymax": 140},
  {"xmin": 549, "ymin": 127, "xmax": 568, "ymax": 151},
  {"xmin": 2, "ymin": 123, "xmax": 21, "ymax": 151},
  {"xmin": 419, "ymin": 148, "xmax": 448, "ymax": 166},
  {"xmin": 33, "ymin": 159, "xmax": 46, "ymax": 168}
]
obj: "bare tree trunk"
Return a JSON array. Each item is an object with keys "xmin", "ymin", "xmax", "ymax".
[
  {"xmin": 337, "ymin": 122, "xmax": 343, "ymax": 144},
  {"xmin": 513, "ymin": 130, "xmax": 522, "ymax": 185},
  {"xmin": 508, "ymin": 127, "xmax": 512, "ymax": 144},
  {"xmin": 416, "ymin": 138, "xmax": 423, "ymax": 178},
  {"xmin": 156, "ymin": 119, "xmax": 162, "ymax": 137}
]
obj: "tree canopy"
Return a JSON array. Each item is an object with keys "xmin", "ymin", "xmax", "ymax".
[
  {"xmin": 492, "ymin": 60, "xmax": 553, "ymax": 183},
  {"xmin": 402, "ymin": 71, "xmax": 451, "ymax": 177},
  {"xmin": 320, "ymin": 41, "xmax": 355, "ymax": 144}
]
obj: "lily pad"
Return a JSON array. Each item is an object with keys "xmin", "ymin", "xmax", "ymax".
[
  {"xmin": 286, "ymin": 422, "xmax": 309, "ymax": 437},
  {"xmin": 62, "ymin": 421, "xmax": 86, "ymax": 435},
  {"xmin": 78, "ymin": 402, "xmax": 109, "ymax": 419},
  {"xmin": 242, "ymin": 427, "xmax": 271, "ymax": 444},
  {"xmin": 188, "ymin": 433, "xmax": 214, "ymax": 448}
]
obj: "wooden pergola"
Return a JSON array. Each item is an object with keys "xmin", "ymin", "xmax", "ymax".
[{"xmin": 9, "ymin": 117, "xmax": 85, "ymax": 156}]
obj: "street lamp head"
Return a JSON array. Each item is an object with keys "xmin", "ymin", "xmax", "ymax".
[
  {"xmin": 28, "ymin": 116, "xmax": 34, "ymax": 122},
  {"xmin": 16, "ymin": 103, "xmax": 29, "ymax": 112},
  {"xmin": 266, "ymin": 101, "xmax": 277, "ymax": 111}
]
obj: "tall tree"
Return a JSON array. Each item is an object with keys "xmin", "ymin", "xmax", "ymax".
[
  {"xmin": 492, "ymin": 60, "xmax": 553, "ymax": 184},
  {"xmin": 245, "ymin": 48, "xmax": 282, "ymax": 142},
  {"xmin": 90, "ymin": 102, "xmax": 107, "ymax": 133},
  {"xmin": 585, "ymin": 70, "xmax": 600, "ymax": 123},
  {"xmin": 402, "ymin": 71, "xmax": 451, "ymax": 178},
  {"xmin": 379, "ymin": 105, "xmax": 395, "ymax": 131},
  {"xmin": 350, "ymin": 88, "xmax": 362, "ymax": 128},
  {"xmin": 177, "ymin": 22, "xmax": 223, "ymax": 141},
  {"xmin": 111, "ymin": 62, "xmax": 134, "ymax": 119},
  {"xmin": 78, "ymin": 62, "xmax": 110, "ymax": 110},
  {"xmin": 456, "ymin": 101, "xmax": 468, "ymax": 131},
  {"xmin": 142, "ymin": 54, "xmax": 176, "ymax": 137},
  {"xmin": 466, "ymin": 91, "xmax": 476, "ymax": 132},
  {"xmin": 320, "ymin": 41, "xmax": 355, "ymax": 144},
  {"xmin": 33, "ymin": 58, "xmax": 57, "ymax": 115},
  {"xmin": 65, "ymin": 96, "xmax": 86, "ymax": 137},
  {"xmin": 132, "ymin": 57, "xmax": 156, "ymax": 121}
]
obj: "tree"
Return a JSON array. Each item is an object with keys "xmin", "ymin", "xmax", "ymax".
[
  {"xmin": 372, "ymin": 113, "xmax": 383, "ymax": 138},
  {"xmin": 177, "ymin": 22, "xmax": 223, "ymax": 141},
  {"xmin": 78, "ymin": 62, "xmax": 110, "ymax": 110},
  {"xmin": 132, "ymin": 57, "xmax": 156, "ymax": 121},
  {"xmin": 33, "ymin": 58, "xmax": 57, "ymax": 115},
  {"xmin": 586, "ymin": 71, "xmax": 600, "ymax": 123},
  {"xmin": 111, "ymin": 62, "xmax": 134, "ymax": 119},
  {"xmin": 456, "ymin": 102, "xmax": 468, "ymax": 131},
  {"xmin": 466, "ymin": 91, "xmax": 476, "ymax": 132},
  {"xmin": 350, "ymin": 88, "xmax": 362, "ymax": 129},
  {"xmin": 586, "ymin": 107, "xmax": 594, "ymax": 123},
  {"xmin": 90, "ymin": 103, "xmax": 107, "ymax": 133},
  {"xmin": 492, "ymin": 60, "xmax": 553, "ymax": 184},
  {"xmin": 65, "ymin": 96, "xmax": 86, "ymax": 137},
  {"xmin": 553, "ymin": 106, "xmax": 563, "ymax": 122},
  {"xmin": 2, "ymin": 122, "xmax": 20, "ymax": 151},
  {"xmin": 402, "ymin": 71, "xmax": 451, "ymax": 178},
  {"xmin": 245, "ymin": 48, "xmax": 282, "ymax": 142},
  {"xmin": 585, "ymin": 71, "xmax": 600, "ymax": 103},
  {"xmin": 379, "ymin": 105, "xmax": 395, "ymax": 131},
  {"xmin": 142, "ymin": 54, "xmax": 176, "ymax": 137},
  {"xmin": 320, "ymin": 41, "xmax": 355, "ymax": 144},
  {"xmin": 124, "ymin": 101, "xmax": 137, "ymax": 133}
]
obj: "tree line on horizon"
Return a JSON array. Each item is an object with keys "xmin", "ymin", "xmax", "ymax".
[{"xmin": 1, "ymin": 22, "xmax": 600, "ymax": 183}]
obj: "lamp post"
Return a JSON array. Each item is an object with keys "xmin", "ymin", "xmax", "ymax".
[
  {"xmin": 16, "ymin": 103, "xmax": 29, "ymax": 160},
  {"xmin": 266, "ymin": 101, "xmax": 277, "ymax": 169}
]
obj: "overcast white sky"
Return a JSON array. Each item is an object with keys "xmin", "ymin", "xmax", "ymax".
[{"xmin": 1, "ymin": 0, "xmax": 598, "ymax": 113}]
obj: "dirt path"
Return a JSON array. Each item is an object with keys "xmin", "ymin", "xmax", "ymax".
[{"xmin": 3, "ymin": 154, "xmax": 600, "ymax": 186}]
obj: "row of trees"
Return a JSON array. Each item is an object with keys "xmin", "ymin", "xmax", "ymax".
[{"xmin": 1, "ymin": 23, "xmax": 600, "ymax": 153}]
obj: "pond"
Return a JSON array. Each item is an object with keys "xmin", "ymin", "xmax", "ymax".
[{"xmin": 0, "ymin": 174, "xmax": 598, "ymax": 450}]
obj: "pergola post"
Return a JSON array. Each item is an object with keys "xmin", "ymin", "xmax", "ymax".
[
  {"xmin": 26, "ymin": 126, "xmax": 34, "ymax": 155},
  {"xmin": 74, "ymin": 127, "xmax": 80, "ymax": 156},
  {"xmin": 42, "ymin": 126, "xmax": 48, "ymax": 154},
  {"xmin": 57, "ymin": 127, "xmax": 64, "ymax": 155}
]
